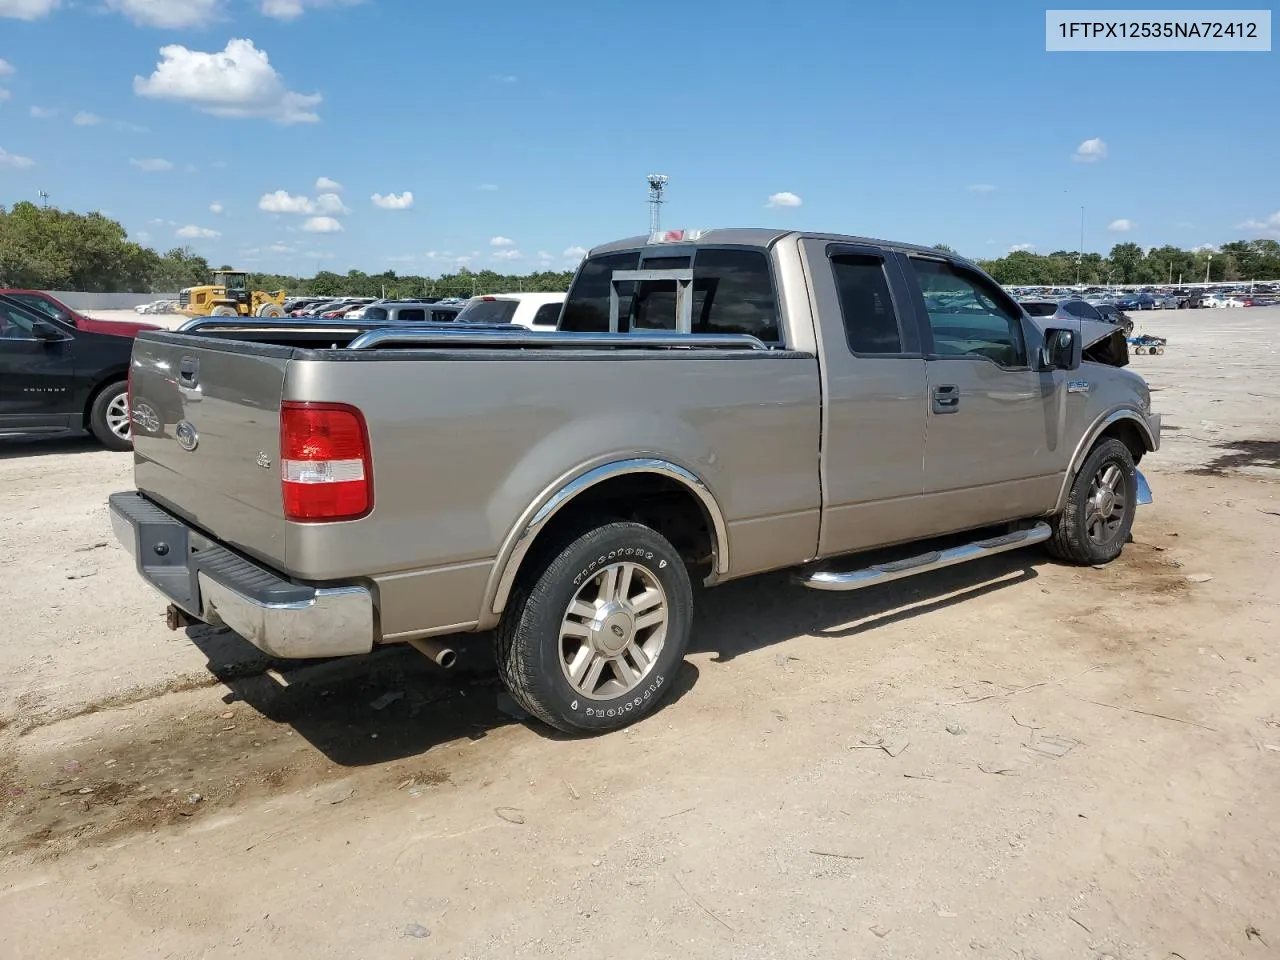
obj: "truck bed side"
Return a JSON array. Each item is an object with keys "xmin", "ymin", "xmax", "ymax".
[{"xmin": 286, "ymin": 349, "xmax": 821, "ymax": 638}]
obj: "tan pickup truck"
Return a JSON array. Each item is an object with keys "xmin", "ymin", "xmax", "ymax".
[{"xmin": 110, "ymin": 228, "xmax": 1159, "ymax": 733}]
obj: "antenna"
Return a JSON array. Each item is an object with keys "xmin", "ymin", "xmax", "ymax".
[{"xmin": 646, "ymin": 174, "xmax": 668, "ymax": 234}]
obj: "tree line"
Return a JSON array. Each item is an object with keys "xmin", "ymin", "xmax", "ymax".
[
  {"xmin": 0, "ymin": 201, "xmax": 574, "ymax": 297},
  {"xmin": 959, "ymin": 240, "xmax": 1280, "ymax": 287},
  {"xmin": 4, "ymin": 200, "xmax": 1277, "ymax": 298}
]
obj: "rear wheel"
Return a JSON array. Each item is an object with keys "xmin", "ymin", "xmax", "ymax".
[
  {"xmin": 496, "ymin": 521, "xmax": 693, "ymax": 734},
  {"xmin": 88, "ymin": 381, "xmax": 132, "ymax": 452},
  {"xmin": 256, "ymin": 303, "xmax": 285, "ymax": 318},
  {"xmin": 1047, "ymin": 438, "xmax": 1137, "ymax": 565},
  {"xmin": 211, "ymin": 305, "xmax": 238, "ymax": 317}
]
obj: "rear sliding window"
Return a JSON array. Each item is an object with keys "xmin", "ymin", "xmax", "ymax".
[
  {"xmin": 562, "ymin": 247, "xmax": 781, "ymax": 341},
  {"xmin": 456, "ymin": 298, "xmax": 519, "ymax": 324}
]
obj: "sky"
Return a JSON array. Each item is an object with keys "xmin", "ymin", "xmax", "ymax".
[{"xmin": 0, "ymin": 0, "xmax": 1276, "ymax": 276}]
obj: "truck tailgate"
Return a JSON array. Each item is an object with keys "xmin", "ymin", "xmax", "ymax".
[{"xmin": 129, "ymin": 333, "xmax": 290, "ymax": 569}]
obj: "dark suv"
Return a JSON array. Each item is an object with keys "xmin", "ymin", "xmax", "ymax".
[{"xmin": 0, "ymin": 293, "xmax": 138, "ymax": 450}]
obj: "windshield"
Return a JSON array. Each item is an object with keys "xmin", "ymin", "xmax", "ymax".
[{"xmin": 457, "ymin": 298, "xmax": 518, "ymax": 324}]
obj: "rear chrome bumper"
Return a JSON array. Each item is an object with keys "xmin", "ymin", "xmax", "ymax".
[{"xmin": 109, "ymin": 491, "xmax": 374, "ymax": 659}]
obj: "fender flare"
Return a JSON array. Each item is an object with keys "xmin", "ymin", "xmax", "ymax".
[
  {"xmin": 485, "ymin": 457, "xmax": 730, "ymax": 619},
  {"xmin": 1054, "ymin": 408, "xmax": 1156, "ymax": 512}
]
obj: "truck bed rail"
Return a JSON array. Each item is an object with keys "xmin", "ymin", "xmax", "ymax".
[{"xmin": 345, "ymin": 327, "xmax": 770, "ymax": 351}]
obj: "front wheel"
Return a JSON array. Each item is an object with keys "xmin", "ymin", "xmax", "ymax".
[
  {"xmin": 88, "ymin": 381, "xmax": 133, "ymax": 451},
  {"xmin": 496, "ymin": 521, "xmax": 693, "ymax": 734},
  {"xmin": 1047, "ymin": 438, "xmax": 1137, "ymax": 565},
  {"xmin": 256, "ymin": 303, "xmax": 285, "ymax": 318}
]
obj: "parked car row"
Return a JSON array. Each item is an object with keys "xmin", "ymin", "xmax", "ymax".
[
  {"xmin": 134, "ymin": 299, "xmax": 180, "ymax": 314},
  {"xmin": 282, "ymin": 292, "xmax": 568, "ymax": 329}
]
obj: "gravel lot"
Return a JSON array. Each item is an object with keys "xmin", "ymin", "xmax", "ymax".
[{"xmin": 2, "ymin": 308, "xmax": 1277, "ymax": 959}]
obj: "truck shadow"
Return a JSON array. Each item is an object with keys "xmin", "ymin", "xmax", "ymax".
[
  {"xmin": 690, "ymin": 551, "xmax": 1040, "ymax": 662},
  {"xmin": 182, "ymin": 552, "xmax": 1039, "ymax": 768}
]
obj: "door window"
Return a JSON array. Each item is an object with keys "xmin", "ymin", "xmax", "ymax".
[
  {"xmin": 909, "ymin": 259, "xmax": 1027, "ymax": 367},
  {"xmin": 829, "ymin": 255, "xmax": 903, "ymax": 354},
  {"xmin": 0, "ymin": 302, "xmax": 39, "ymax": 339},
  {"xmin": 396, "ymin": 308, "xmax": 426, "ymax": 322}
]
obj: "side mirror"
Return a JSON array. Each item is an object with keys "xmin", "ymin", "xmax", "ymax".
[{"xmin": 1039, "ymin": 327, "xmax": 1081, "ymax": 371}]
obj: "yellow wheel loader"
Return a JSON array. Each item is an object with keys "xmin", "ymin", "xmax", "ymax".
[{"xmin": 178, "ymin": 271, "xmax": 287, "ymax": 319}]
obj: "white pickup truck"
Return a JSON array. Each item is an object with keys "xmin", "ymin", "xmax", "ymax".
[{"xmin": 111, "ymin": 227, "xmax": 1158, "ymax": 734}]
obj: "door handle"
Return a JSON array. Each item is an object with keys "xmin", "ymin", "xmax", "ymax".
[{"xmin": 931, "ymin": 384, "xmax": 960, "ymax": 414}]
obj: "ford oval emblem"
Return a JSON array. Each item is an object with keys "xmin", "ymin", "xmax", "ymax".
[{"xmin": 175, "ymin": 419, "xmax": 199, "ymax": 452}]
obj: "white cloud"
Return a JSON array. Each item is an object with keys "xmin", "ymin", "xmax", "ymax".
[
  {"xmin": 209, "ymin": 201, "xmax": 223, "ymax": 214},
  {"xmin": 371, "ymin": 191, "xmax": 413, "ymax": 210},
  {"xmin": 1235, "ymin": 212, "xmax": 1280, "ymax": 235},
  {"xmin": 489, "ymin": 74, "xmax": 518, "ymax": 83},
  {"xmin": 0, "ymin": 146, "xmax": 35, "ymax": 169},
  {"xmin": 493, "ymin": 249, "xmax": 523, "ymax": 261},
  {"xmin": 176, "ymin": 224, "xmax": 220, "ymax": 239},
  {"xmin": 1108, "ymin": 219, "xmax": 1134, "ymax": 232},
  {"xmin": 258, "ymin": 189, "xmax": 314, "ymax": 214},
  {"xmin": 489, "ymin": 236, "xmax": 515, "ymax": 247},
  {"xmin": 130, "ymin": 156, "xmax": 174, "ymax": 172},
  {"xmin": 315, "ymin": 175, "xmax": 341, "ymax": 191},
  {"xmin": 29, "ymin": 105, "xmax": 56, "ymax": 119},
  {"xmin": 1072, "ymin": 137, "xmax": 1107, "ymax": 162},
  {"xmin": 106, "ymin": 0, "xmax": 220, "ymax": 28},
  {"xmin": 563, "ymin": 245, "xmax": 588, "ymax": 259},
  {"xmin": 261, "ymin": 0, "xmax": 363, "ymax": 19},
  {"xmin": 134, "ymin": 39, "xmax": 322, "ymax": 125},
  {"xmin": 0, "ymin": 59, "xmax": 14, "ymax": 76},
  {"xmin": 301, "ymin": 215, "xmax": 342, "ymax": 233},
  {"xmin": 477, "ymin": 183, "xmax": 498, "ymax": 192},
  {"xmin": 766, "ymin": 191, "xmax": 803, "ymax": 208},
  {"xmin": 0, "ymin": 0, "xmax": 60, "ymax": 20},
  {"xmin": 968, "ymin": 183, "xmax": 996, "ymax": 193},
  {"xmin": 315, "ymin": 192, "xmax": 348, "ymax": 214},
  {"xmin": 1009, "ymin": 243, "xmax": 1036, "ymax": 253},
  {"xmin": 1192, "ymin": 243, "xmax": 1219, "ymax": 253}
]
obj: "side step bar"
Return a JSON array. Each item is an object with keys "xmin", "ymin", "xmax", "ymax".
[{"xmin": 793, "ymin": 522, "xmax": 1052, "ymax": 592}]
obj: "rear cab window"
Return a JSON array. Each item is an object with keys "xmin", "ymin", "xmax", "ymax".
[{"xmin": 562, "ymin": 246, "xmax": 782, "ymax": 342}]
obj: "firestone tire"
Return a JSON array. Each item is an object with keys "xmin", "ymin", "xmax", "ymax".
[
  {"xmin": 496, "ymin": 521, "xmax": 693, "ymax": 735},
  {"xmin": 88, "ymin": 380, "xmax": 133, "ymax": 452},
  {"xmin": 1047, "ymin": 438, "xmax": 1137, "ymax": 566}
]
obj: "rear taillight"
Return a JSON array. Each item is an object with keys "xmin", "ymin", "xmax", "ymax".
[{"xmin": 280, "ymin": 402, "xmax": 373, "ymax": 522}]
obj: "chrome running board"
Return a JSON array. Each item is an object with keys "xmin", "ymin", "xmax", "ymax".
[{"xmin": 793, "ymin": 522, "xmax": 1052, "ymax": 592}]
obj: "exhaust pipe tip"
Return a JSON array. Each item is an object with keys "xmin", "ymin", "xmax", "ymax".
[{"xmin": 407, "ymin": 637, "xmax": 458, "ymax": 670}]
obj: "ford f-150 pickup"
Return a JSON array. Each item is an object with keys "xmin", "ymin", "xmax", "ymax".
[{"xmin": 109, "ymin": 228, "xmax": 1159, "ymax": 733}]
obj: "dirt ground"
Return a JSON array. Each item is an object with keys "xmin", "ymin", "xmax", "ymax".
[{"xmin": 2, "ymin": 308, "xmax": 1278, "ymax": 960}]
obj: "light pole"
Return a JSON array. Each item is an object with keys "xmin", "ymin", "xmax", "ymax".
[
  {"xmin": 1205, "ymin": 255, "xmax": 1212, "ymax": 284},
  {"xmin": 1076, "ymin": 205, "xmax": 1084, "ymax": 287}
]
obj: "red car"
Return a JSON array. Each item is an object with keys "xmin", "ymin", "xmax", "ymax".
[{"xmin": 0, "ymin": 289, "xmax": 162, "ymax": 339}]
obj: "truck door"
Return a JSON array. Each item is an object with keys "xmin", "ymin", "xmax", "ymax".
[
  {"xmin": 800, "ymin": 240, "xmax": 929, "ymax": 556},
  {"xmin": 900, "ymin": 255, "xmax": 1063, "ymax": 531},
  {"xmin": 0, "ymin": 297, "xmax": 77, "ymax": 432}
]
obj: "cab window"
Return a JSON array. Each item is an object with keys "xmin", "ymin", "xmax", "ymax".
[{"xmin": 909, "ymin": 258, "xmax": 1027, "ymax": 367}]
